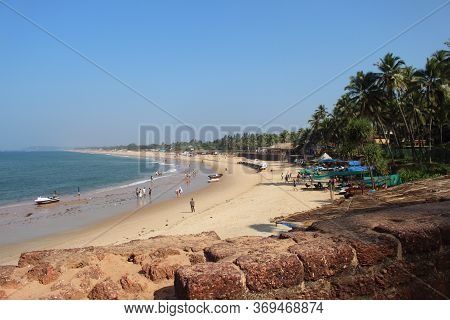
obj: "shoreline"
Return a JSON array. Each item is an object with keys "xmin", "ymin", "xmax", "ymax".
[
  {"xmin": 0, "ymin": 152, "xmax": 214, "ymax": 246},
  {"xmin": 0, "ymin": 149, "xmax": 332, "ymax": 266}
]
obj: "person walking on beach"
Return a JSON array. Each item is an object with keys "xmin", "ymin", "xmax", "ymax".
[
  {"xmin": 148, "ymin": 187, "xmax": 152, "ymax": 198},
  {"xmin": 190, "ymin": 198, "xmax": 195, "ymax": 212},
  {"xmin": 135, "ymin": 187, "xmax": 139, "ymax": 198},
  {"xmin": 293, "ymin": 180, "xmax": 298, "ymax": 191}
]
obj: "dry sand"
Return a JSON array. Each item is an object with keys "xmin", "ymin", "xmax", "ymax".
[{"xmin": 0, "ymin": 150, "xmax": 331, "ymax": 265}]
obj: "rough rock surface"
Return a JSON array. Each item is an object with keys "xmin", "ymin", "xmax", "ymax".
[
  {"xmin": 288, "ymin": 238, "xmax": 355, "ymax": 280},
  {"xmin": 120, "ymin": 274, "xmax": 144, "ymax": 293},
  {"xmin": 27, "ymin": 263, "xmax": 60, "ymax": 285},
  {"xmin": 0, "ymin": 265, "xmax": 20, "ymax": 289},
  {"xmin": 235, "ymin": 253, "xmax": 303, "ymax": 292},
  {"xmin": 175, "ymin": 263, "xmax": 245, "ymax": 299},
  {"xmin": 88, "ymin": 279, "xmax": 120, "ymax": 300}
]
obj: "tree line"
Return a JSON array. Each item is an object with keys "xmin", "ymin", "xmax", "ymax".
[{"xmin": 107, "ymin": 43, "xmax": 449, "ymax": 164}]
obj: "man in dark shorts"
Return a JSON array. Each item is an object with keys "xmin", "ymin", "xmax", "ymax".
[{"xmin": 190, "ymin": 198, "xmax": 195, "ymax": 212}]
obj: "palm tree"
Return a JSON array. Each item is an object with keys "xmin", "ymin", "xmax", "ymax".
[
  {"xmin": 346, "ymin": 71, "xmax": 383, "ymax": 117},
  {"xmin": 376, "ymin": 53, "xmax": 419, "ymax": 162},
  {"xmin": 431, "ymin": 49, "xmax": 450, "ymax": 144},
  {"xmin": 345, "ymin": 71, "xmax": 393, "ymax": 160},
  {"xmin": 279, "ymin": 130, "xmax": 289, "ymax": 143},
  {"xmin": 306, "ymin": 105, "xmax": 329, "ymax": 155},
  {"xmin": 415, "ymin": 57, "xmax": 447, "ymax": 163}
]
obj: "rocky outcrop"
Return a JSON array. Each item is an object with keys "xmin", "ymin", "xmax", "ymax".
[
  {"xmin": 1, "ymin": 192, "xmax": 449, "ymax": 300},
  {"xmin": 27, "ymin": 263, "xmax": 60, "ymax": 285},
  {"xmin": 120, "ymin": 274, "xmax": 144, "ymax": 293},
  {"xmin": 175, "ymin": 201, "xmax": 450, "ymax": 299},
  {"xmin": 88, "ymin": 279, "xmax": 120, "ymax": 300},
  {"xmin": 175, "ymin": 263, "xmax": 246, "ymax": 299},
  {"xmin": 235, "ymin": 253, "xmax": 303, "ymax": 292}
]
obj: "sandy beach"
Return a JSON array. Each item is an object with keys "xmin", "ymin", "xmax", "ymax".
[{"xmin": 0, "ymin": 150, "xmax": 331, "ymax": 266}]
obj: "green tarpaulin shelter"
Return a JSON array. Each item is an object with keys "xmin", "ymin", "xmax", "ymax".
[{"xmin": 363, "ymin": 174, "xmax": 402, "ymax": 187}]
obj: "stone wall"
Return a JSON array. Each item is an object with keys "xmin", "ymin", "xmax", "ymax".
[
  {"xmin": 175, "ymin": 201, "xmax": 450, "ymax": 299},
  {"xmin": 1, "ymin": 202, "xmax": 448, "ymax": 300}
]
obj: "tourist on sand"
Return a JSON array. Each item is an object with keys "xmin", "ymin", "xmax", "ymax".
[
  {"xmin": 293, "ymin": 180, "xmax": 298, "ymax": 191},
  {"xmin": 175, "ymin": 189, "xmax": 179, "ymax": 198},
  {"xmin": 178, "ymin": 186, "xmax": 183, "ymax": 196},
  {"xmin": 135, "ymin": 187, "xmax": 139, "ymax": 198},
  {"xmin": 190, "ymin": 198, "xmax": 195, "ymax": 212},
  {"xmin": 143, "ymin": 187, "xmax": 146, "ymax": 197},
  {"xmin": 149, "ymin": 187, "xmax": 152, "ymax": 198}
]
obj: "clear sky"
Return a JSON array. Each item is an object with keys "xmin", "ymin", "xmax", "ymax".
[{"xmin": 1, "ymin": 0, "xmax": 449, "ymax": 149}]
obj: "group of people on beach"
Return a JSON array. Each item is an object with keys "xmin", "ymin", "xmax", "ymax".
[
  {"xmin": 184, "ymin": 169, "xmax": 198, "ymax": 185},
  {"xmin": 135, "ymin": 186, "xmax": 152, "ymax": 199},
  {"xmin": 175, "ymin": 186, "xmax": 183, "ymax": 197}
]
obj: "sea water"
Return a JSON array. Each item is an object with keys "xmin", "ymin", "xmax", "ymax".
[
  {"xmin": 0, "ymin": 151, "xmax": 213, "ymax": 245},
  {"xmin": 0, "ymin": 151, "xmax": 169, "ymax": 206}
]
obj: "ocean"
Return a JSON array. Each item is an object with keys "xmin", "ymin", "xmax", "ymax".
[
  {"xmin": 0, "ymin": 151, "xmax": 168, "ymax": 206},
  {"xmin": 0, "ymin": 151, "xmax": 213, "ymax": 245}
]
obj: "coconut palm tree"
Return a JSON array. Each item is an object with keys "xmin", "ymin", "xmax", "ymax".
[
  {"xmin": 415, "ymin": 56, "xmax": 447, "ymax": 163},
  {"xmin": 345, "ymin": 71, "xmax": 393, "ymax": 160},
  {"xmin": 376, "ymin": 53, "xmax": 420, "ymax": 162}
]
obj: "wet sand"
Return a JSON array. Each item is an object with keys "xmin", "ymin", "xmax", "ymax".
[
  {"xmin": 0, "ymin": 159, "xmax": 213, "ymax": 245},
  {"xmin": 0, "ymin": 150, "xmax": 331, "ymax": 265}
]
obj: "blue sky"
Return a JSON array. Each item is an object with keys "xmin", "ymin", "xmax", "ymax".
[{"xmin": 0, "ymin": 0, "xmax": 449, "ymax": 149}]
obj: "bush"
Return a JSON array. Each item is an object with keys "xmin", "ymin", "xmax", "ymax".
[{"xmin": 398, "ymin": 164, "xmax": 448, "ymax": 182}]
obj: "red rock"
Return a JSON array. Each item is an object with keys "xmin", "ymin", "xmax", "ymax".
[
  {"xmin": 88, "ymin": 279, "xmax": 120, "ymax": 300},
  {"xmin": 0, "ymin": 290, "xmax": 6, "ymax": 299},
  {"xmin": 189, "ymin": 254, "xmax": 206, "ymax": 265},
  {"xmin": 235, "ymin": 253, "xmax": 303, "ymax": 292},
  {"xmin": 279, "ymin": 231, "xmax": 322, "ymax": 243},
  {"xmin": 343, "ymin": 233, "xmax": 398, "ymax": 266},
  {"xmin": 75, "ymin": 265, "xmax": 104, "ymax": 280},
  {"xmin": 27, "ymin": 263, "xmax": 60, "ymax": 285},
  {"xmin": 150, "ymin": 248, "xmax": 180, "ymax": 259},
  {"xmin": 175, "ymin": 262, "xmax": 245, "ymax": 299},
  {"xmin": 374, "ymin": 221, "xmax": 441, "ymax": 254},
  {"xmin": 0, "ymin": 265, "xmax": 20, "ymax": 289},
  {"xmin": 18, "ymin": 251, "xmax": 53, "ymax": 267},
  {"xmin": 204, "ymin": 243, "xmax": 237, "ymax": 262},
  {"xmin": 288, "ymin": 239, "xmax": 355, "ymax": 280},
  {"xmin": 142, "ymin": 260, "xmax": 180, "ymax": 281},
  {"xmin": 120, "ymin": 275, "xmax": 143, "ymax": 293}
]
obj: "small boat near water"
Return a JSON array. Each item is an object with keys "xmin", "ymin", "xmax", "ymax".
[
  {"xmin": 208, "ymin": 173, "xmax": 223, "ymax": 179},
  {"xmin": 208, "ymin": 173, "xmax": 223, "ymax": 183},
  {"xmin": 35, "ymin": 196, "xmax": 60, "ymax": 205}
]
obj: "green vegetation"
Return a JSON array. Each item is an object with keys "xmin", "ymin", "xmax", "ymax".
[
  {"xmin": 398, "ymin": 164, "xmax": 449, "ymax": 182},
  {"xmin": 307, "ymin": 43, "xmax": 450, "ymax": 164},
  {"xmin": 104, "ymin": 43, "xmax": 450, "ymax": 179}
]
